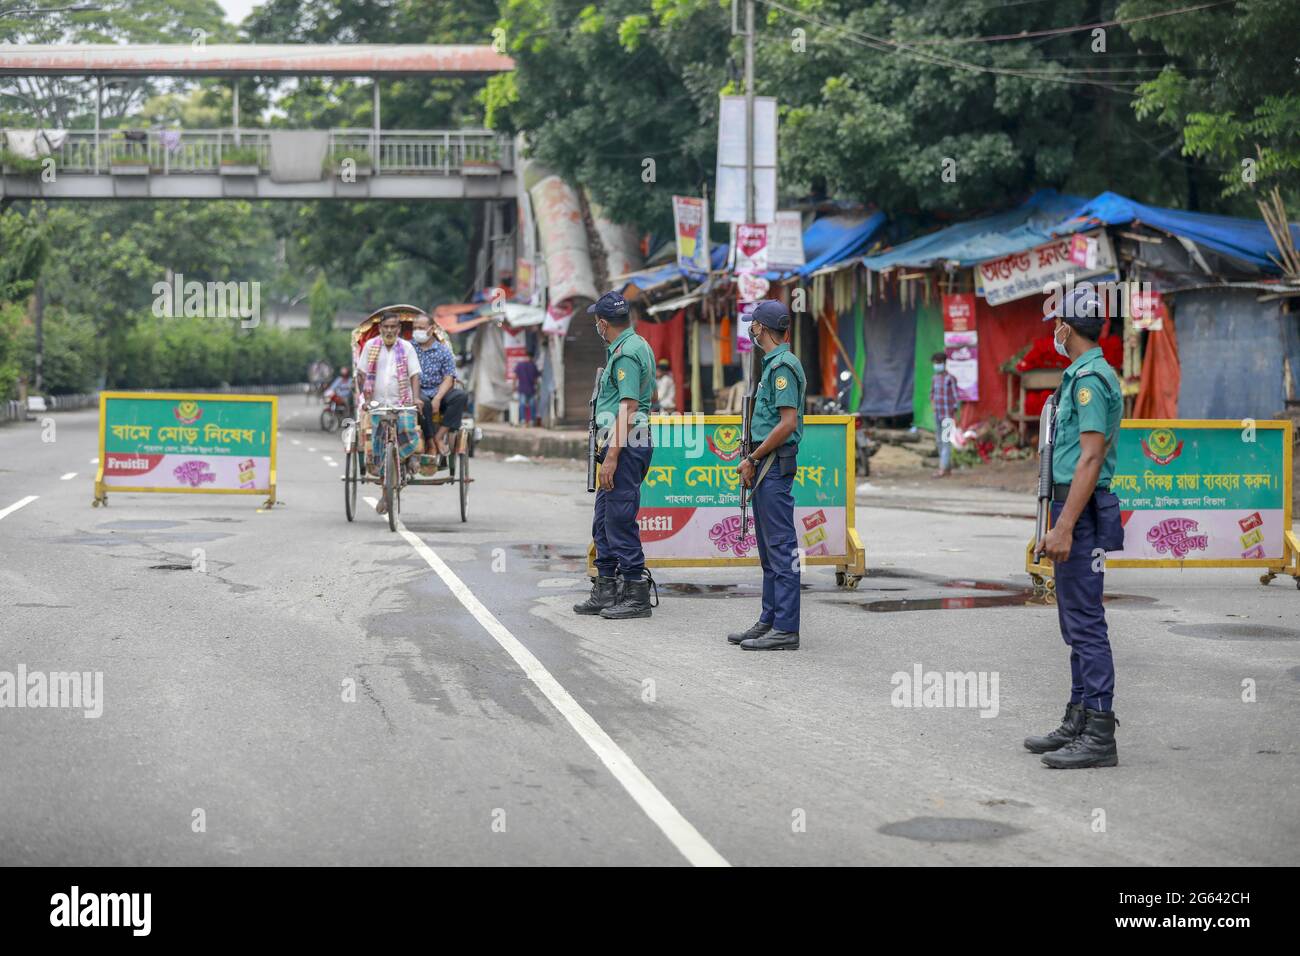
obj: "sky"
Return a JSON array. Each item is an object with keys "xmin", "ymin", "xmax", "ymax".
[{"xmin": 217, "ymin": 0, "xmax": 259, "ymax": 26}]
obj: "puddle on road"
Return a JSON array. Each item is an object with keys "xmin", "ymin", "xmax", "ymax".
[
  {"xmin": 878, "ymin": 816, "xmax": 1023, "ymax": 843},
  {"xmin": 148, "ymin": 564, "xmax": 193, "ymax": 571},
  {"xmin": 98, "ymin": 519, "xmax": 186, "ymax": 530},
  {"xmin": 659, "ymin": 581, "xmax": 835, "ymax": 597},
  {"xmin": 1168, "ymin": 623, "xmax": 1299, "ymax": 642}
]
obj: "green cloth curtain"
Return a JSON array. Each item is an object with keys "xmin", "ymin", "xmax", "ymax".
[{"xmin": 911, "ymin": 301, "xmax": 944, "ymax": 432}]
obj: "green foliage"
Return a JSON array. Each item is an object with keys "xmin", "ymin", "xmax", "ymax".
[
  {"xmin": 1124, "ymin": 0, "xmax": 1300, "ymax": 202},
  {"xmin": 0, "ymin": 149, "xmax": 45, "ymax": 174},
  {"xmin": 219, "ymin": 146, "xmax": 262, "ymax": 167},
  {"xmin": 118, "ymin": 317, "xmax": 318, "ymax": 390}
]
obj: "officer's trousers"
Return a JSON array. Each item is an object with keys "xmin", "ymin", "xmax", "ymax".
[
  {"xmin": 1051, "ymin": 498, "xmax": 1115, "ymax": 711},
  {"xmin": 753, "ymin": 469, "xmax": 800, "ymax": 633},
  {"xmin": 592, "ymin": 440, "xmax": 653, "ymax": 581}
]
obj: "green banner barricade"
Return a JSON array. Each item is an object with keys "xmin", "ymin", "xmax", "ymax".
[
  {"xmin": 94, "ymin": 392, "xmax": 278, "ymax": 508},
  {"xmin": 1028, "ymin": 419, "xmax": 1299, "ymax": 590},
  {"xmin": 588, "ymin": 414, "xmax": 866, "ymax": 588}
]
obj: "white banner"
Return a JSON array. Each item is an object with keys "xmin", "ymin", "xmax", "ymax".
[
  {"xmin": 975, "ymin": 230, "xmax": 1116, "ymax": 306},
  {"xmin": 768, "ymin": 211, "xmax": 805, "ymax": 269},
  {"xmin": 715, "ymin": 95, "xmax": 778, "ymax": 224}
]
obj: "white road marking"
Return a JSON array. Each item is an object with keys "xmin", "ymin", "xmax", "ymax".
[
  {"xmin": 366, "ymin": 495, "xmax": 728, "ymax": 868},
  {"xmin": 291, "ymin": 439, "xmax": 301, "ymax": 446},
  {"xmin": 59, "ymin": 472, "xmax": 77, "ymax": 481},
  {"xmin": 0, "ymin": 496, "xmax": 39, "ymax": 521},
  {"xmin": 89, "ymin": 458, "xmax": 99, "ymax": 465},
  {"xmin": 308, "ymin": 447, "xmax": 317, "ymax": 453}
]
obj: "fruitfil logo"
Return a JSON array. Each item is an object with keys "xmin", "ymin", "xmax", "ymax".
[
  {"xmin": 1141, "ymin": 428, "xmax": 1182, "ymax": 466},
  {"xmin": 707, "ymin": 424, "xmax": 742, "ymax": 462},
  {"xmin": 173, "ymin": 400, "xmax": 203, "ymax": 426}
]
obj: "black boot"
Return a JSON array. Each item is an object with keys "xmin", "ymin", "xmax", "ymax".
[
  {"xmin": 741, "ymin": 630, "xmax": 799, "ymax": 651},
  {"xmin": 1023, "ymin": 702, "xmax": 1085, "ymax": 754},
  {"xmin": 1041, "ymin": 708, "xmax": 1119, "ymax": 769},
  {"xmin": 573, "ymin": 576, "xmax": 618, "ymax": 615},
  {"xmin": 600, "ymin": 574, "xmax": 657, "ymax": 620},
  {"xmin": 727, "ymin": 621, "xmax": 772, "ymax": 645}
]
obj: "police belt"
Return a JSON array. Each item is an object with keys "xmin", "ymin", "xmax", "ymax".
[
  {"xmin": 594, "ymin": 424, "xmax": 652, "ymax": 463},
  {"xmin": 1051, "ymin": 481, "xmax": 1110, "ymax": 502},
  {"xmin": 752, "ymin": 443, "xmax": 798, "ymax": 490}
]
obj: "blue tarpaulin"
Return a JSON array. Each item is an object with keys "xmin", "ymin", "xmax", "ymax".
[
  {"xmin": 1053, "ymin": 191, "xmax": 1300, "ymax": 273},
  {"xmin": 862, "ymin": 189, "xmax": 1300, "ymax": 275},
  {"xmin": 621, "ymin": 212, "xmax": 886, "ymax": 293},
  {"xmin": 860, "ymin": 191, "xmax": 1086, "ymax": 271}
]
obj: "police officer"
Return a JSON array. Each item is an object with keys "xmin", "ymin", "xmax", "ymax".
[
  {"xmin": 573, "ymin": 291, "xmax": 658, "ymax": 620},
  {"xmin": 1027, "ymin": 285, "xmax": 1125, "ymax": 769},
  {"xmin": 727, "ymin": 300, "xmax": 806, "ymax": 651}
]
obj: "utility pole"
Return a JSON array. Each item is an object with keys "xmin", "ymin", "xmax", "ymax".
[{"xmin": 744, "ymin": 0, "xmax": 755, "ymax": 225}]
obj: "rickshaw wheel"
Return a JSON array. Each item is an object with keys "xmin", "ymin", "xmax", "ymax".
[
  {"xmin": 384, "ymin": 443, "xmax": 398, "ymax": 532},
  {"xmin": 344, "ymin": 448, "xmax": 358, "ymax": 521},
  {"xmin": 458, "ymin": 452, "xmax": 469, "ymax": 522}
]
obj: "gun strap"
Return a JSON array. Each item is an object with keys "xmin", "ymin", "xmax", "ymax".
[{"xmin": 752, "ymin": 453, "xmax": 775, "ymax": 492}]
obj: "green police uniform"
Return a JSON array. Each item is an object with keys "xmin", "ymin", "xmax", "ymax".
[
  {"xmin": 753, "ymin": 343, "xmax": 806, "ymax": 446},
  {"xmin": 595, "ymin": 326, "xmax": 655, "ymax": 431},
  {"xmin": 1052, "ymin": 346, "xmax": 1122, "ymax": 485}
]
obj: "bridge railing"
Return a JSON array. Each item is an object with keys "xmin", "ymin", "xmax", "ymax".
[{"xmin": 35, "ymin": 129, "xmax": 512, "ymax": 176}]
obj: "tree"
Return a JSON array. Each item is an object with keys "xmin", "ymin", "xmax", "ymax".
[{"xmin": 1122, "ymin": 0, "xmax": 1300, "ymax": 204}]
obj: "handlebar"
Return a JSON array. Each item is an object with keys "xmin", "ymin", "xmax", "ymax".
[{"xmin": 367, "ymin": 402, "xmax": 419, "ymax": 415}]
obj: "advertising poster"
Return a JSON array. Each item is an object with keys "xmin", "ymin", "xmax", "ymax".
[
  {"xmin": 97, "ymin": 393, "xmax": 277, "ymax": 500},
  {"xmin": 672, "ymin": 195, "xmax": 710, "ymax": 273},
  {"xmin": 635, "ymin": 416, "xmax": 851, "ymax": 562},
  {"xmin": 1109, "ymin": 422, "xmax": 1290, "ymax": 563},
  {"xmin": 942, "ymin": 292, "xmax": 976, "ymax": 333},
  {"xmin": 735, "ymin": 223, "xmax": 769, "ymax": 274},
  {"xmin": 943, "ymin": 330, "xmax": 979, "ymax": 401},
  {"xmin": 768, "ymin": 211, "xmax": 806, "ymax": 269}
]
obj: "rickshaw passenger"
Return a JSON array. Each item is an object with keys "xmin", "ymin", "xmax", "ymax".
[
  {"xmin": 412, "ymin": 312, "xmax": 468, "ymax": 457},
  {"xmin": 358, "ymin": 311, "xmax": 421, "ymax": 513}
]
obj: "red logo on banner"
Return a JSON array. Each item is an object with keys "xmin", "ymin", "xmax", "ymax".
[
  {"xmin": 637, "ymin": 508, "xmax": 694, "ymax": 542},
  {"xmin": 104, "ymin": 454, "xmax": 163, "ymax": 476},
  {"xmin": 942, "ymin": 293, "xmax": 976, "ymax": 332}
]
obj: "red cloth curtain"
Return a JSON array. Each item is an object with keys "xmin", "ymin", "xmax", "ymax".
[
  {"xmin": 1132, "ymin": 315, "xmax": 1180, "ymax": 419},
  {"xmin": 959, "ymin": 296, "xmax": 1047, "ymax": 427},
  {"xmin": 637, "ymin": 308, "xmax": 685, "ymax": 408}
]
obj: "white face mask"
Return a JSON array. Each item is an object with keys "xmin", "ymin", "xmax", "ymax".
[
  {"xmin": 413, "ymin": 330, "xmax": 431, "ymax": 344},
  {"xmin": 1053, "ymin": 324, "xmax": 1070, "ymax": 358}
]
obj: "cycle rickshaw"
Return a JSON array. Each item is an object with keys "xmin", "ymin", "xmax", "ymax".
[{"xmin": 340, "ymin": 305, "xmax": 474, "ymax": 531}]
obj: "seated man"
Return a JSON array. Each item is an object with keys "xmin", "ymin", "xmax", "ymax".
[
  {"xmin": 412, "ymin": 312, "xmax": 469, "ymax": 457},
  {"xmin": 357, "ymin": 311, "xmax": 421, "ymax": 514}
]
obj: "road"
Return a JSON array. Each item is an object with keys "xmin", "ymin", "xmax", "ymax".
[{"xmin": 1, "ymin": 402, "xmax": 1297, "ymax": 866}]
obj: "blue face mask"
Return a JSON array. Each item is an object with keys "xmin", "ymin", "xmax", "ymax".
[{"xmin": 933, "ymin": 363, "xmax": 946, "ymax": 373}]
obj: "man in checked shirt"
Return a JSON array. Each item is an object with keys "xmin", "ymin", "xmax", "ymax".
[
  {"xmin": 929, "ymin": 350, "xmax": 961, "ymax": 478},
  {"xmin": 412, "ymin": 312, "xmax": 468, "ymax": 458}
]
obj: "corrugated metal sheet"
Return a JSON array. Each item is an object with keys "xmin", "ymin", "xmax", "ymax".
[{"xmin": 0, "ymin": 44, "xmax": 514, "ymax": 77}]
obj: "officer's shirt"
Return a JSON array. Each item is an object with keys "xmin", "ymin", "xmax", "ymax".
[
  {"xmin": 753, "ymin": 343, "xmax": 806, "ymax": 447},
  {"xmin": 1052, "ymin": 346, "xmax": 1122, "ymax": 485},
  {"xmin": 595, "ymin": 326, "xmax": 655, "ymax": 429}
]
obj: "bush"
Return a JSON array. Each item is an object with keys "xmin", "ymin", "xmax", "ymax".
[{"xmin": 112, "ymin": 315, "xmax": 316, "ymax": 389}]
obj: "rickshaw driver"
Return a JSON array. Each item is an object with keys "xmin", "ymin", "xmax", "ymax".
[{"xmin": 358, "ymin": 310, "xmax": 422, "ymax": 514}]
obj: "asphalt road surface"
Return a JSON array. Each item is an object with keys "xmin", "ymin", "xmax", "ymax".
[{"xmin": 1, "ymin": 403, "xmax": 1297, "ymax": 866}]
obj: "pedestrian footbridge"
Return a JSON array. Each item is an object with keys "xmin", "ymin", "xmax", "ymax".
[{"xmin": 0, "ymin": 128, "xmax": 515, "ymax": 200}]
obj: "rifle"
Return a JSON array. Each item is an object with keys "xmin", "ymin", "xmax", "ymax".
[
  {"xmin": 586, "ymin": 365, "xmax": 605, "ymax": 493},
  {"xmin": 738, "ymin": 348, "xmax": 760, "ymax": 535},
  {"xmin": 1033, "ymin": 392, "xmax": 1058, "ymax": 561}
]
